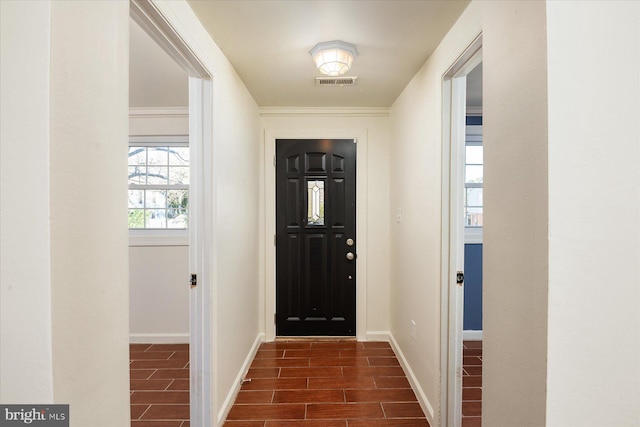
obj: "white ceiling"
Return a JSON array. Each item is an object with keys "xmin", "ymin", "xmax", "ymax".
[{"xmin": 130, "ymin": 1, "xmax": 475, "ymax": 109}]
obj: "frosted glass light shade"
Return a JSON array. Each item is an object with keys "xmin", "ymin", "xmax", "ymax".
[{"xmin": 309, "ymin": 40, "xmax": 358, "ymax": 76}]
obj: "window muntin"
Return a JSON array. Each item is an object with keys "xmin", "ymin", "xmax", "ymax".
[
  {"xmin": 128, "ymin": 141, "xmax": 189, "ymax": 229},
  {"xmin": 465, "ymin": 125, "xmax": 483, "ymax": 228}
]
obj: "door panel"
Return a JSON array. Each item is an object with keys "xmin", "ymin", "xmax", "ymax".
[{"xmin": 276, "ymin": 139, "xmax": 356, "ymax": 336}]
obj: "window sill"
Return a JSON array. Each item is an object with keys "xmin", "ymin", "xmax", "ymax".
[
  {"xmin": 464, "ymin": 227, "xmax": 483, "ymax": 244},
  {"xmin": 129, "ymin": 230, "xmax": 189, "ymax": 247}
]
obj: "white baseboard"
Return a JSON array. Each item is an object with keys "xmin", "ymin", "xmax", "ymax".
[
  {"xmin": 463, "ymin": 330, "xmax": 483, "ymax": 341},
  {"xmin": 366, "ymin": 331, "xmax": 391, "ymax": 341},
  {"xmin": 389, "ymin": 333, "xmax": 436, "ymax": 427},
  {"xmin": 129, "ymin": 333, "xmax": 189, "ymax": 344},
  {"xmin": 217, "ymin": 333, "xmax": 265, "ymax": 425}
]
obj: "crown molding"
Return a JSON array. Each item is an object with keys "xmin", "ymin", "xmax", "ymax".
[
  {"xmin": 259, "ymin": 107, "xmax": 390, "ymax": 118},
  {"xmin": 129, "ymin": 106, "xmax": 189, "ymax": 118}
]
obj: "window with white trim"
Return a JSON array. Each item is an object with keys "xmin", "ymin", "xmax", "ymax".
[
  {"xmin": 465, "ymin": 124, "xmax": 483, "ymax": 228},
  {"xmin": 128, "ymin": 137, "xmax": 189, "ymax": 230}
]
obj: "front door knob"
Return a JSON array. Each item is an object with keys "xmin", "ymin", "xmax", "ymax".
[{"xmin": 346, "ymin": 252, "xmax": 355, "ymax": 261}]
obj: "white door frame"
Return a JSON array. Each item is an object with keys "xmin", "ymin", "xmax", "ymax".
[
  {"xmin": 440, "ymin": 35, "xmax": 482, "ymax": 427},
  {"xmin": 263, "ymin": 128, "xmax": 369, "ymax": 341},
  {"xmin": 130, "ymin": 1, "xmax": 214, "ymax": 425}
]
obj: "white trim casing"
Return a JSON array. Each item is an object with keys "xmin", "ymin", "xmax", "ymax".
[
  {"xmin": 263, "ymin": 128, "xmax": 368, "ymax": 342},
  {"xmin": 366, "ymin": 331, "xmax": 391, "ymax": 342},
  {"xmin": 462, "ymin": 330, "xmax": 483, "ymax": 341},
  {"xmin": 129, "ymin": 107, "xmax": 189, "ymax": 136},
  {"xmin": 129, "ymin": 232, "xmax": 189, "ymax": 247},
  {"xmin": 464, "ymin": 227, "xmax": 483, "ymax": 244},
  {"xmin": 441, "ymin": 34, "xmax": 483, "ymax": 427}
]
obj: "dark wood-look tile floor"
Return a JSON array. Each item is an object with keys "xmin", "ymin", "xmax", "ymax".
[
  {"xmin": 130, "ymin": 343, "xmax": 190, "ymax": 427},
  {"xmin": 223, "ymin": 340, "xmax": 430, "ymax": 427},
  {"xmin": 462, "ymin": 340, "xmax": 482, "ymax": 427}
]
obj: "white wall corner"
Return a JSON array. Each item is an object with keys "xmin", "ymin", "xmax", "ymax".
[
  {"xmin": 389, "ymin": 333, "xmax": 436, "ymax": 426},
  {"xmin": 463, "ymin": 330, "xmax": 483, "ymax": 341},
  {"xmin": 217, "ymin": 333, "xmax": 265, "ymax": 425}
]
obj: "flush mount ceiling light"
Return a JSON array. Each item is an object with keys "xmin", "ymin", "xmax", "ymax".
[{"xmin": 309, "ymin": 40, "xmax": 358, "ymax": 77}]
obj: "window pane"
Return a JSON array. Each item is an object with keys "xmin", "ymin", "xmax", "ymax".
[
  {"xmin": 146, "ymin": 190, "xmax": 166, "ymax": 208},
  {"xmin": 466, "ymin": 145, "xmax": 483, "ymax": 164},
  {"xmin": 147, "ymin": 166, "xmax": 169, "ymax": 185},
  {"xmin": 307, "ymin": 180, "xmax": 325, "ymax": 226},
  {"xmin": 128, "ymin": 166, "xmax": 146, "ymax": 185},
  {"xmin": 146, "ymin": 209, "xmax": 166, "ymax": 228},
  {"xmin": 465, "ymin": 207, "xmax": 483, "ymax": 227},
  {"xmin": 128, "ymin": 209, "xmax": 146, "ymax": 228},
  {"xmin": 148, "ymin": 147, "xmax": 168, "ymax": 165},
  {"xmin": 167, "ymin": 209, "xmax": 188, "ymax": 229},
  {"xmin": 128, "ymin": 190, "xmax": 144, "ymax": 208},
  {"xmin": 466, "ymin": 188, "xmax": 483, "ymax": 207},
  {"xmin": 169, "ymin": 167, "xmax": 189, "ymax": 185},
  {"xmin": 465, "ymin": 165, "xmax": 483, "ymax": 184},
  {"xmin": 167, "ymin": 190, "xmax": 188, "ymax": 209},
  {"xmin": 128, "ymin": 147, "xmax": 146, "ymax": 166},
  {"xmin": 169, "ymin": 147, "xmax": 189, "ymax": 165}
]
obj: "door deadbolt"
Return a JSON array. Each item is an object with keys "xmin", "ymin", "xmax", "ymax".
[
  {"xmin": 346, "ymin": 238, "xmax": 354, "ymax": 247},
  {"xmin": 346, "ymin": 252, "xmax": 355, "ymax": 261},
  {"xmin": 456, "ymin": 271, "xmax": 464, "ymax": 284}
]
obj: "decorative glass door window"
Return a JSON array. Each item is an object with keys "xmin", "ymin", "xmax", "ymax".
[{"xmin": 307, "ymin": 180, "xmax": 325, "ymax": 226}]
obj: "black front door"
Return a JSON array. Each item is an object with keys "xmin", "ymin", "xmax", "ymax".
[{"xmin": 275, "ymin": 139, "xmax": 356, "ymax": 336}]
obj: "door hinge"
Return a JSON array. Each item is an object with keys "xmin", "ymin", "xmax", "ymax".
[
  {"xmin": 273, "ymin": 154, "xmax": 276, "ymax": 167},
  {"xmin": 274, "ymin": 234, "xmax": 277, "ymax": 246},
  {"xmin": 190, "ymin": 273, "xmax": 197, "ymax": 288},
  {"xmin": 274, "ymin": 313, "xmax": 277, "ymax": 324}
]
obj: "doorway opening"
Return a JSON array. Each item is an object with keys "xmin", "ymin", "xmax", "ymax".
[
  {"xmin": 129, "ymin": 1, "xmax": 214, "ymax": 425},
  {"xmin": 441, "ymin": 34, "xmax": 482, "ymax": 427}
]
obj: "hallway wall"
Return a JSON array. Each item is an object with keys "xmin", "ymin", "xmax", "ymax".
[
  {"xmin": 49, "ymin": 1, "xmax": 131, "ymax": 425},
  {"xmin": 1, "ymin": 0, "xmax": 54, "ymax": 403},
  {"xmin": 389, "ymin": 2, "xmax": 482, "ymax": 424},
  {"xmin": 482, "ymin": 1, "xmax": 639, "ymax": 425},
  {"xmin": 483, "ymin": 2, "xmax": 549, "ymax": 424},
  {"xmin": 153, "ymin": 2, "xmax": 262, "ymax": 422},
  {"xmin": 544, "ymin": 1, "xmax": 640, "ymax": 424}
]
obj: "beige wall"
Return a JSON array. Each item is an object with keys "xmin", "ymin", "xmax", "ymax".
[
  {"xmin": 0, "ymin": 0, "xmax": 54, "ymax": 403},
  {"xmin": 388, "ymin": 2, "xmax": 481, "ymax": 423},
  {"xmin": 129, "ymin": 245, "xmax": 189, "ymax": 342},
  {"xmin": 482, "ymin": 1, "xmax": 549, "ymax": 425},
  {"xmin": 545, "ymin": 1, "xmax": 640, "ymax": 424},
  {"xmin": 48, "ymin": 1, "xmax": 131, "ymax": 425}
]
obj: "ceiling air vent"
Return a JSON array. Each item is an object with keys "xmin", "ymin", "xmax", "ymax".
[{"xmin": 315, "ymin": 76, "xmax": 358, "ymax": 86}]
